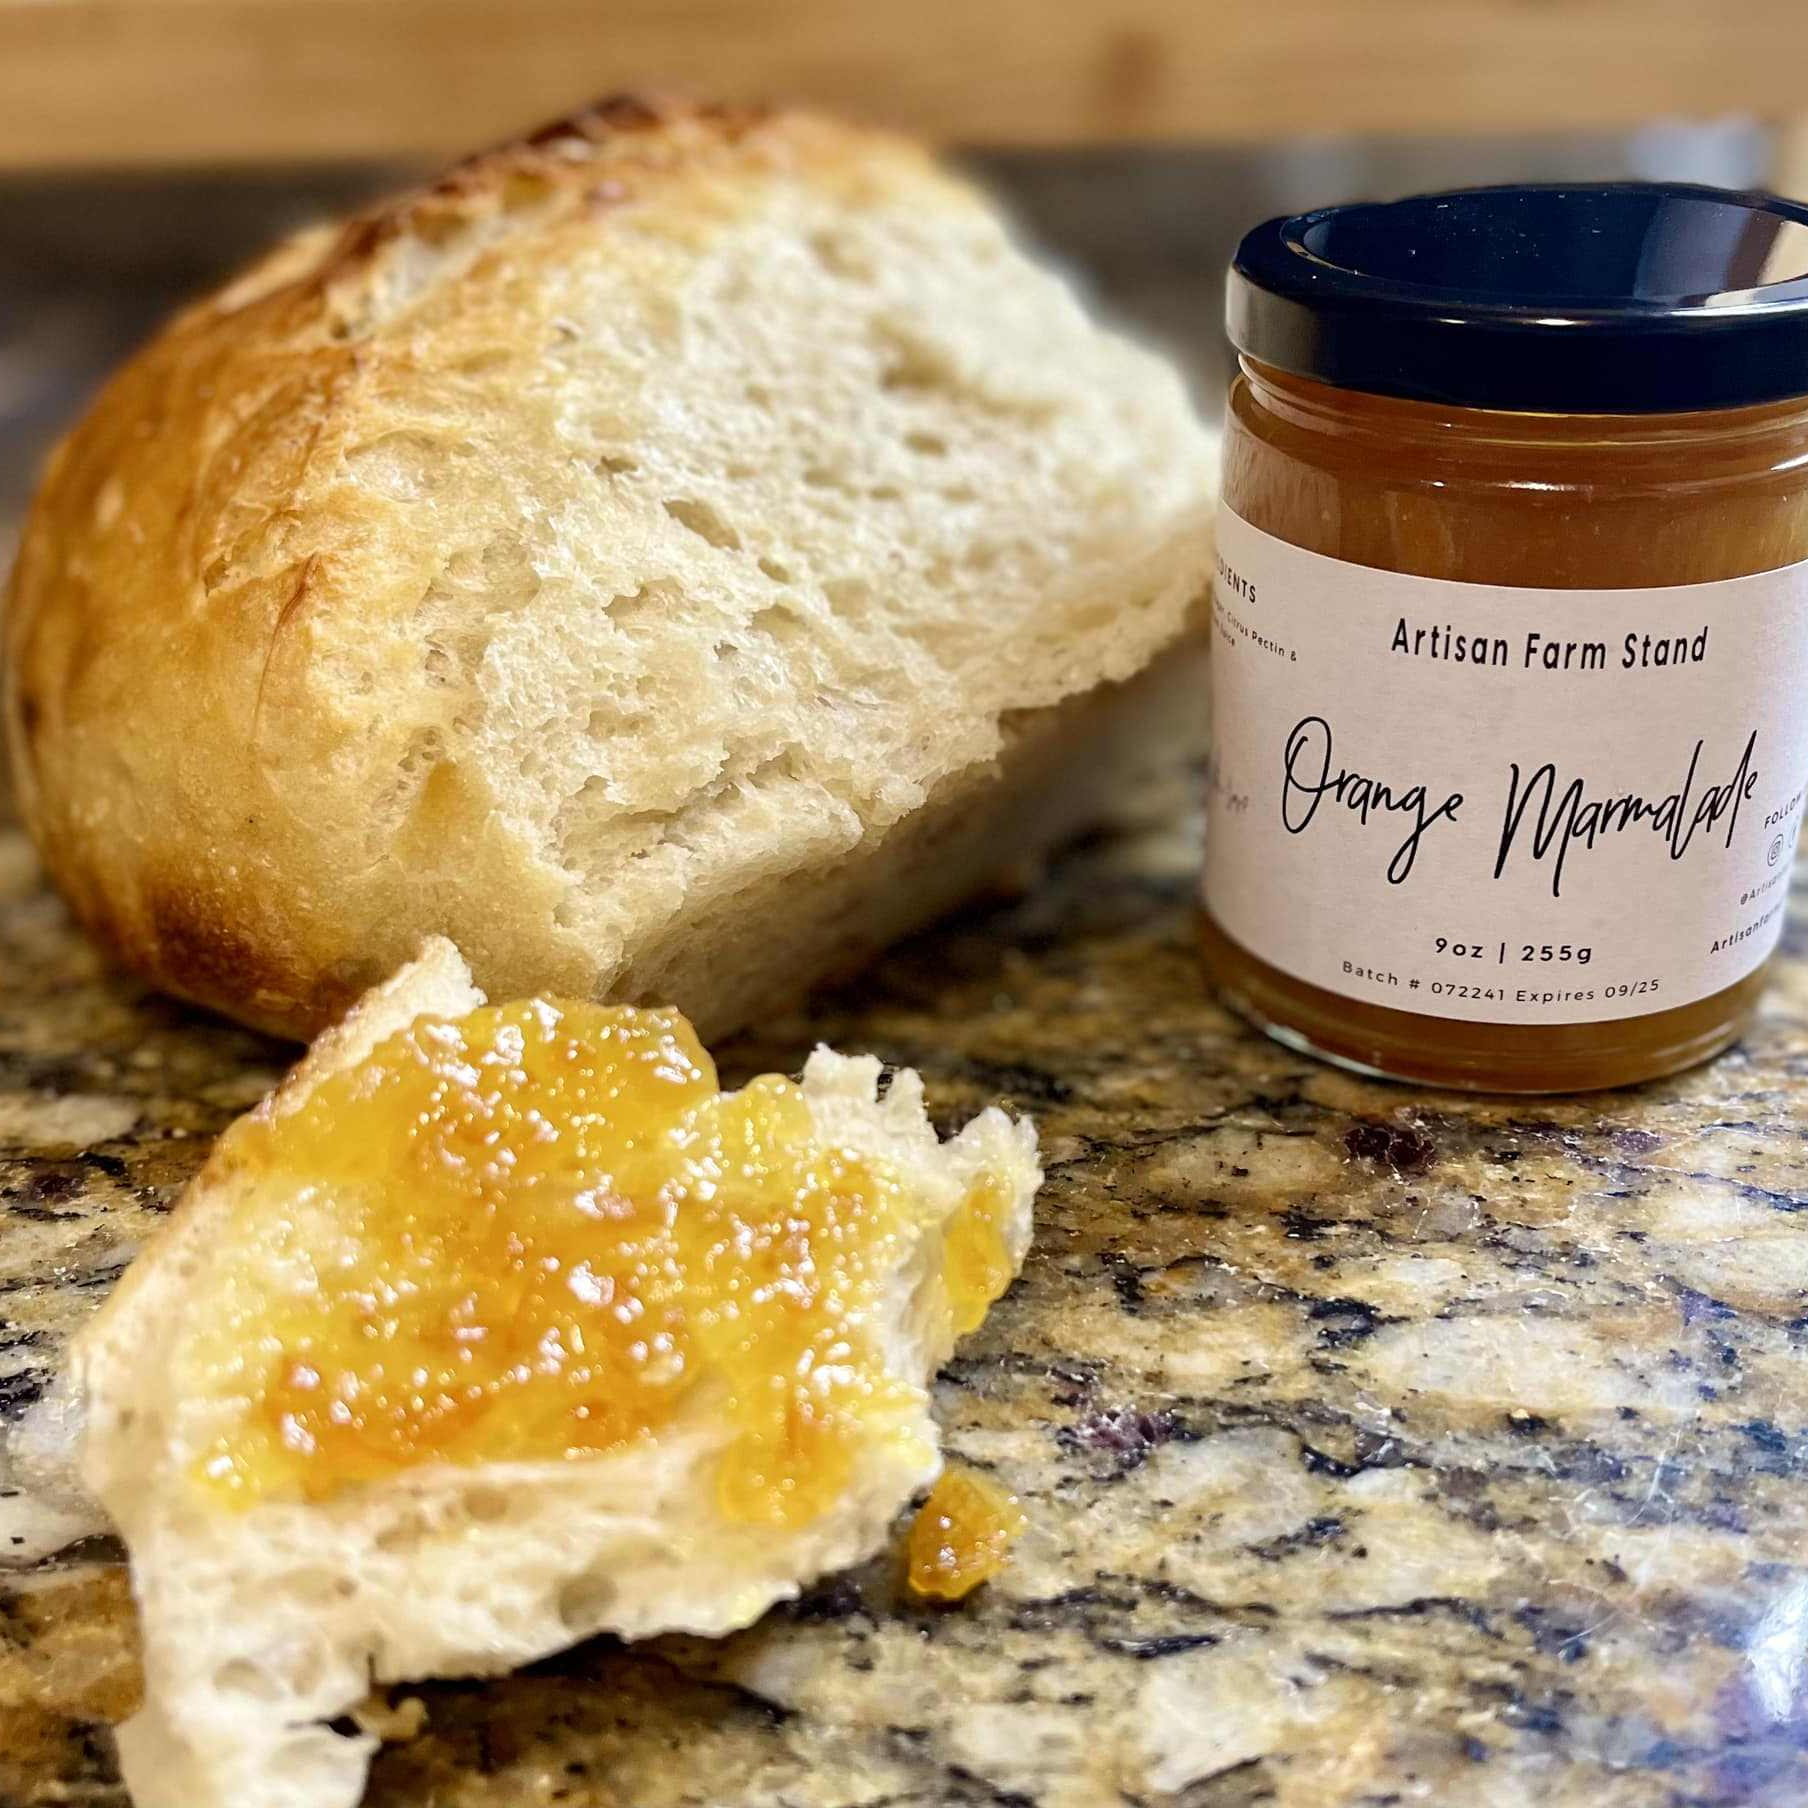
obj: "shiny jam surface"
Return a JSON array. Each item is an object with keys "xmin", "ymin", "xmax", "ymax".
[
  {"xmin": 1207, "ymin": 361, "xmax": 1808, "ymax": 1092},
  {"xmin": 188, "ymin": 1001, "xmax": 1011, "ymax": 1523},
  {"xmin": 906, "ymin": 1468, "xmax": 1026, "ymax": 1601},
  {"xmin": 940, "ymin": 1172, "xmax": 1015, "ymax": 1337}
]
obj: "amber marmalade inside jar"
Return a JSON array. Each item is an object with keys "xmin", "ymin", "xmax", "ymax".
[{"xmin": 1205, "ymin": 362, "xmax": 1808, "ymax": 1091}]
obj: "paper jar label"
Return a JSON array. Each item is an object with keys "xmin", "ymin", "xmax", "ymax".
[{"xmin": 1204, "ymin": 507, "xmax": 1808, "ymax": 1025}]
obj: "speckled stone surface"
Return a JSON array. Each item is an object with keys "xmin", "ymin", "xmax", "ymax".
[{"xmin": 3, "ymin": 792, "xmax": 1808, "ymax": 1808}]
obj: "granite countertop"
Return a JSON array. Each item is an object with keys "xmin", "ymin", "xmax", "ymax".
[{"xmin": 1, "ymin": 790, "xmax": 1807, "ymax": 1808}]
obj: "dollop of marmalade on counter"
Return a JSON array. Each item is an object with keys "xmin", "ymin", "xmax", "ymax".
[
  {"xmin": 186, "ymin": 1001, "xmax": 1016, "ymax": 1527},
  {"xmin": 907, "ymin": 1468, "xmax": 1027, "ymax": 1600}
]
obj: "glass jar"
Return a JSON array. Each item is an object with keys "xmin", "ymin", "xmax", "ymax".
[{"xmin": 1203, "ymin": 184, "xmax": 1808, "ymax": 1092}]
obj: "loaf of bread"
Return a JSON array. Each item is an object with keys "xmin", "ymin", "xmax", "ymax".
[
  {"xmin": 69, "ymin": 939, "xmax": 1040, "ymax": 1808},
  {"xmin": 4, "ymin": 97, "xmax": 1216, "ymax": 1040}
]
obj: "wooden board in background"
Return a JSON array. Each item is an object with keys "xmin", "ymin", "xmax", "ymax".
[{"xmin": 3, "ymin": 0, "xmax": 1808, "ymax": 169}]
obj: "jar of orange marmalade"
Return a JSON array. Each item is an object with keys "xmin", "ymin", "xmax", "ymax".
[{"xmin": 1204, "ymin": 183, "xmax": 1808, "ymax": 1092}]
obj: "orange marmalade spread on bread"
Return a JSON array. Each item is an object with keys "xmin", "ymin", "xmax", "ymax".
[
  {"xmin": 188, "ymin": 1001, "xmax": 1012, "ymax": 1524},
  {"xmin": 907, "ymin": 1468, "xmax": 1026, "ymax": 1600},
  {"xmin": 940, "ymin": 1171, "xmax": 1015, "ymax": 1337}
]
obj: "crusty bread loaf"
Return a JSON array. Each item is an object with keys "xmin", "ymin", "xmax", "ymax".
[
  {"xmin": 70, "ymin": 939, "xmax": 1040, "ymax": 1808},
  {"xmin": 3, "ymin": 96, "xmax": 1215, "ymax": 1041}
]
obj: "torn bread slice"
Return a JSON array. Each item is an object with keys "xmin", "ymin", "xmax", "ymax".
[{"xmin": 70, "ymin": 939, "xmax": 1039, "ymax": 1808}]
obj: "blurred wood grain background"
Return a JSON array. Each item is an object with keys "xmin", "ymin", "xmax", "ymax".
[
  {"xmin": 4, "ymin": 0, "xmax": 1806, "ymax": 571},
  {"xmin": 3, "ymin": 0, "xmax": 1808, "ymax": 169}
]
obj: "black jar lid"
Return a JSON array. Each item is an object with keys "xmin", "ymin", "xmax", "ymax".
[{"xmin": 1228, "ymin": 181, "xmax": 1808, "ymax": 415}]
